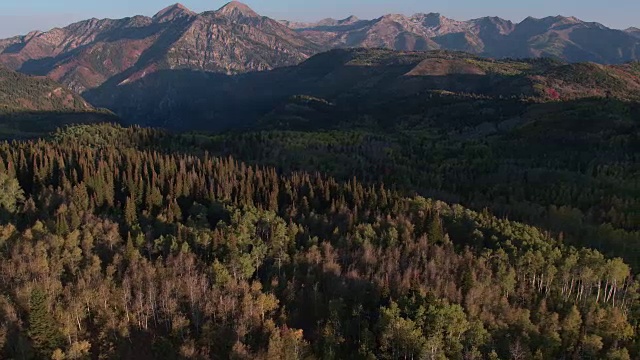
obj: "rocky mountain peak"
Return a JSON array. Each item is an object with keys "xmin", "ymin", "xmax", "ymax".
[
  {"xmin": 379, "ymin": 14, "xmax": 408, "ymax": 23},
  {"xmin": 343, "ymin": 15, "xmax": 359, "ymax": 23},
  {"xmin": 554, "ymin": 15, "xmax": 582, "ymax": 25},
  {"xmin": 153, "ymin": 3, "xmax": 196, "ymax": 23},
  {"xmin": 216, "ymin": 1, "xmax": 260, "ymax": 19},
  {"xmin": 409, "ymin": 13, "xmax": 467, "ymax": 34},
  {"xmin": 475, "ymin": 16, "xmax": 512, "ymax": 25},
  {"xmin": 471, "ymin": 16, "xmax": 515, "ymax": 35},
  {"xmin": 626, "ymin": 27, "xmax": 640, "ymax": 38}
]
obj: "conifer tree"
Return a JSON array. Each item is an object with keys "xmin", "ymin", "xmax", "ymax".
[{"xmin": 28, "ymin": 288, "xmax": 63, "ymax": 358}]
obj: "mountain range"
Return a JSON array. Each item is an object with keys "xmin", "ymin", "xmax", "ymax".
[
  {"xmin": 0, "ymin": 2, "xmax": 638, "ymax": 97},
  {"xmin": 0, "ymin": 2, "xmax": 318, "ymax": 93},
  {"xmin": 0, "ymin": 2, "xmax": 639, "ymax": 132},
  {"xmin": 284, "ymin": 13, "xmax": 640, "ymax": 64}
]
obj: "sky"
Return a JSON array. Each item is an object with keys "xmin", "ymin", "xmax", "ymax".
[{"xmin": 0, "ymin": 0, "xmax": 638, "ymax": 38}]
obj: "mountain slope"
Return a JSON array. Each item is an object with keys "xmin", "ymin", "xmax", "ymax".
[
  {"xmin": 162, "ymin": 2, "xmax": 318, "ymax": 74},
  {"xmin": 286, "ymin": 13, "xmax": 640, "ymax": 63},
  {"xmin": 0, "ymin": 66, "xmax": 117, "ymax": 138},
  {"xmin": 0, "ymin": 2, "xmax": 319, "ymax": 93},
  {"xmin": 83, "ymin": 48, "xmax": 640, "ymax": 131},
  {"xmin": 0, "ymin": 66, "xmax": 94, "ymax": 113}
]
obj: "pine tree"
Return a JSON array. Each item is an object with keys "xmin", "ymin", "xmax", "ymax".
[
  {"xmin": 124, "ymin": 196, "xmax": 138, "ymax": 228},
  {"xmin": 28, "ymin": 288, "xmax": 63, "ymax": 358},
  {"xmin": 0, "ymin": 172, "xmax": 24, "ymax": 216},
  {"xmin": 427, "ymin": 213, "xmax": 444, "ymax": 244}
]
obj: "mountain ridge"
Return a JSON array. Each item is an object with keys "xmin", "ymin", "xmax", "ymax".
[
  {"xmin": 289, "ymin": 12, "xmax": 639, "ymax": 63},
  {"xmin": 0, "ymin": 3, "xmax": 638, "ymax": 99},
  {"xmin": 152, "ymin": 3, "xmax": 196, "ymax": 23},
  {"xmin": 0, "ymin": 1, "xmax": 318, "ymax": 93},
  {"xmin": 216, "ymin": 1, "xmax": 261, "ymax": 19},
  {"xmin": 83, "ymin": 48, "xmax": 640, "ymax": 131}
]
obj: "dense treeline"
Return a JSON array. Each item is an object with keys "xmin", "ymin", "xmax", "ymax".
[
  {"xmin": 188, "ymin": 97, "xmax": 640, "ymax": 271},
  {"xmin": 0, "ymin": 125, "xmax": 638, "ymax": 359}
]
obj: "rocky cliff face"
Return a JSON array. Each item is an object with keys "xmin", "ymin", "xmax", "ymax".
[
  {"xmin": 0, "ymin": 2, "xmax": 318, "ymax": 92},
  {"xmin": 164, "ymin": 2, "xmax": 318, "ymax": 74}
]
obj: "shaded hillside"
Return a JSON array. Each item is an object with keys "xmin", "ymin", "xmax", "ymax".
[
  {"xmin": 84, "ymin": 48, "xmax": 640, "ymax": 131},
  {"xmin": 0, "ymin": 2, "xmax": 319, "ymax": 93}
]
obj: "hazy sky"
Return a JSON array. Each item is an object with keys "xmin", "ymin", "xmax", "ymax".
[{"xmin": 0, "ymin": 0, "xmax": 638, "ymax": 38}]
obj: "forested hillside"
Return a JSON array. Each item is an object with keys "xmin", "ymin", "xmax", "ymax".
[
  {"xmin": 0, "ymin": 67, "xmax": 117, "ymax": 138},
  {"xmin": 0, "ymin": 124, "xmax": 638, "ymax": 359},
  {"xmin": 189, "ymin": 97, "xmax": 640, "ymax": 270},
  {"xmin": 0, "ymin": 66, "xmax": 93, "ymax": 113}
]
